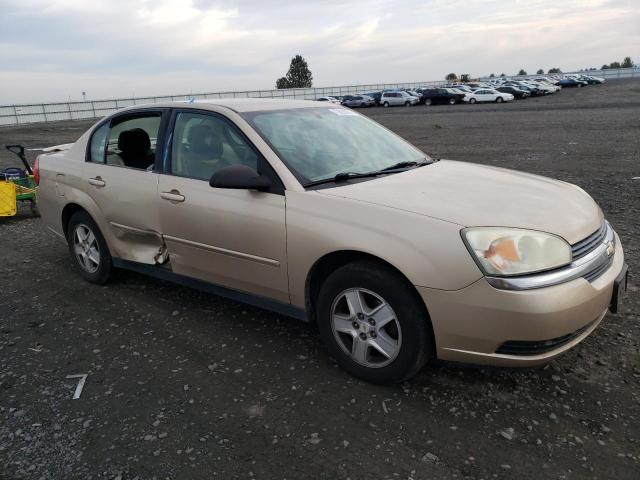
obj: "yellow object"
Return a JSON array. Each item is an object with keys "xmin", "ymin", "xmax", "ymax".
[{"xmin": 0, "ymin": 181, "xmax": 17, "ymax": 216}]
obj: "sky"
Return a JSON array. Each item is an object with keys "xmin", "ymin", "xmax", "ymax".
[{"xmin": 0, "ymin": 0, "xmax": 638, "ymax": 104}]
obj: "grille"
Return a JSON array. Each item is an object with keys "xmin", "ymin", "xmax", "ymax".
[
  {"xmin": 495, "ymin": 321, "xmax": 595, "ymax": 356},
  {"xmin": 571, "ymin": 223, "xmax": 607, "ymax": 260}
]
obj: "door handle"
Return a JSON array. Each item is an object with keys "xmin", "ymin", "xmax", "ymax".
[
  {"xmin": 88, "ymin": 176, "xmax": 105, "ymax": 187},
  {"xmin": 160, "ymin": 190, "xmax": 185, "ymax": 203}
]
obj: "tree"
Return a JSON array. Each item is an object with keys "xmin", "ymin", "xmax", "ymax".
[
  {"xmin": 489, "ymin": 73, "xmax": 496, "ymax": 78},
  {"xmin": 276, "ymin": 55, "xmax": 313, "ymax": 89},
  {"xmin": 500, "ymin": 73, "xmax": 506, "ymax": 77},
  {"xmin": 517, "ymin": 69, "xmax": 527, "ymax": 76},
  {"xmin": 275, "ymin": 77, "xmax": 291, "ymax": 89},
  {"xmin": 445, "ymin": 73, "xmax": 458, "ymax": 81},
  {"xmin": 460, "ymin": 73, "xmax": 470, "ymax": 82},
  {"xmin": 601, "ymin": 64, "xmax": 609, "ymax": 70},
  {"xmin": 548, "ymin": 67, "xmax": 562, "ymax": 74},
  {"xmin": 609, "ymin": 61, "xmax": 621, "ymax": 69},
  {"xmin": 621, "ymin": 56, "xmax": 634, "ymax": 68},
  {"xmin": 536, "ymin": 68, "xmax": 544, "ymax": 74}
]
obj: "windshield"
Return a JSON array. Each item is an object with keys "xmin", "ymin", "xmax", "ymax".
[{"xmin": 243, "ymin": 107, "xmax": 428, "ymax": 185}]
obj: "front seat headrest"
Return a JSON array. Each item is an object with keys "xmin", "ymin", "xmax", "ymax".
[{"xmin": 187, "ymin": 125, "xmax": 223, "ymax": 158}]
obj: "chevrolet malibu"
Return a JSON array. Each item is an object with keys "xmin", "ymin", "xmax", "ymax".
[{"xmin": 35, "ymin": 99, "xmax": 628, "ymax": 384}]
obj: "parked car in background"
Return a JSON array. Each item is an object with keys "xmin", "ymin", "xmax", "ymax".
[
  {"xmin": 380, "ymin": 91, "xmax": 418, "ymax": 107},
  {"xmin": 36, "ymin": 98, "xmax": 627, "ymax": 384},
  {"xmin": 558, "ymin": 78, "xmax": 588, "ymax": 88},
  {"xmin": 504, "ymin": 82, "xmax": 545, "ymax": 97},
  {"xmin": 364, "ymin": 91, "xmax": 383, "ymax": 105},
  {"xmin": 341, "ymin": 95, "xmax": 375, "ymax": 108},
  {"xmin": 317, "ymin": 96, "xmax": 341, "ymax": 104},
  {"xmin": 496, "ymin": 86, "xmax": 529, "ymax": 99},
  {"xmin": 567, "ymin": 75, "xmax": 602, "ymax": 85},
  {"xmin": 464, "ymin": 89, "xmax": 514, "ymax": 104},
  {"xmin": 418, "ymin": 88, "xmax": 464, "ymax": 105}
]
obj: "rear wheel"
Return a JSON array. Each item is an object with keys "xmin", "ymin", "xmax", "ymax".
[
  {"xmin": 496, "ymin": 96, "xmax": 504, "ymax": 103},
  {"xmin": 425, "ymin": 98, "xmax": 432, "ymax": 106},
  {"xmin": 448, "ymin": 98, "xmax": 456, "ymax": 105},
  {"xmin": 383, "ymin": 102, "xmax": 389, "ymax": 107},
  {"xmin": 404, "ymin": 101, "xmax": 410, "ymax": 107},
  {"xmin": 317, "ymin": 261, "xmax": 433, "ymax": 384},
  {"xmin": 469, "ymin": 98, "xmax": 477, "ymax": 104},
  {"xmin": 66, "ymin": 210, "xmax": 113, "ymax": 284}
]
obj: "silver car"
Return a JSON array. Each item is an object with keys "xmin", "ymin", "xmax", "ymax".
[
  {"xmin": 380, "ymin": 91, "xmax": 418, "ymax": 107},
  {"xmin": 341, "ymin": 95, "xmax": 375, "ymax": 108}
]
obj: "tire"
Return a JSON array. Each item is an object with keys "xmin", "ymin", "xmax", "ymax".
[
  {"xmin": 404, "ymin": 101, "xmax": 410, "ymax": 107},
  {"xmin": 469, "ymin": 98, "xmax": 477, "ymax": 104},
  {"xmin": 448, "ymin": 98, "xmax": 456, "ymax": 105},
  {"xmin": 425, "ymin": 98, "xmax": 432, "ymax": 106},
  {"xmin": 577, "ymin": 83, "xmax": 582, "ymax": 88},
  {"xmin": 316, "ymin": 260, "xmax": 433, "ymax": 384},
  {"xmin": 66, "ymin": 210, "xmax": 113, "ymax": 284},
  {"xmin": 383, "ymin": 102, "xmax": 389, "ymax": 107},
  {"xmin": 496, "ymin": 96, "xmax": 504, "ymax": 103},
  {"xmin": 360, "ymin": 103, "xmax": 366, "ymax": 108}
]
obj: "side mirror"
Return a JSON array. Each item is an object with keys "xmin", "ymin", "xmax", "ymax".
[{"xmin": 209, "ymin": 165, "xmax": 271, "ymax": 192}]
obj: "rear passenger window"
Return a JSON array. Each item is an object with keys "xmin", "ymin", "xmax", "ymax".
[
  {"xmin": 89, "ymin": 123, "xmax": 109, "ymax": 163},
  {"xmin": 105, "ymin": 115, "xmax": 161, "ymax": 169}
]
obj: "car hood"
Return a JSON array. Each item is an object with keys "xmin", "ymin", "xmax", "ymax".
[{"xmin": 317, "ymin": 160, "xmax": 603, "ymax": 244}]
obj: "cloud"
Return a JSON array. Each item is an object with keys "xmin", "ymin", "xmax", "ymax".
[{"xmin": 0, "ymin": 0, "xmax": 637, "ymax": 103}]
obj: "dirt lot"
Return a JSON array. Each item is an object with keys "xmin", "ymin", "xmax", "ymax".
[{"xmin": 1, "ymin": 79, "xmax": 639, "ymax": 480}]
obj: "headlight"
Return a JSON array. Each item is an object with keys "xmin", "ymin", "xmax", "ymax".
[{"xmin": 461, "ymin": 227, "xmax": 572, "ymax": 276}]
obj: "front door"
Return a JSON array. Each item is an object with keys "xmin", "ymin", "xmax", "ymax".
[{"xmin": 157, "ymin": 110, "xmax": 289, "ymax": 303}]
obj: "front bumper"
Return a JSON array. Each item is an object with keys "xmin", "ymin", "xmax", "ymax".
[{"xmin": 417, "ymin": 231, "xmax": 625, "ymax": 367}]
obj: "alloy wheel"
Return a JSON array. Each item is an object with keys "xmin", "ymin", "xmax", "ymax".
[
  {"xmin": 331, "ymin": 288, "xmax": 402, "ymax": 368},
  {"xmin": 73, "ymin": 224, "xmax": 100, "ymax": 273}
]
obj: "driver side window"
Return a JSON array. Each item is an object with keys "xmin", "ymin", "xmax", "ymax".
[{"xmin": 171, "ymin": 112, "xmax": 258, "ymax": 181}]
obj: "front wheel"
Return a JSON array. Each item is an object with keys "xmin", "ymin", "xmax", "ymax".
[
  {"xmin": 66, "ymin": 210, "xmax": 113, "ymax": 284},
  {"xmin": 317, "ymin": 261, "xmax": 433, "ymax": 384},
  {"xmin": 469, "ymin": 98, "xmax": 477, "ymax": 104},
  {"xmin": 383, "ymin": 102, "xmax": 389, "ymax": 107},
  {"xmin": 448, "ymin": 98, "xmax": 456, "ymax": 105},
  {"xmin": 424, "ymin": 98, "xmax": 432, "ymax": 106},
  {"xmin": 496, "ymin": 96, "xmax": 504, "ymax": 103},
  {"xmin": 404, "ymin": 101, "xmax": 410, "ymax": 107}
]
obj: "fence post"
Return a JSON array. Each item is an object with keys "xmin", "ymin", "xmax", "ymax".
[
  {"xmin": 42, "ymin": 104, "xmax": 48, "ymax": 123},
  {"xmin": 91, "ymin": 101, "xmax": 96, "ymax": 119},
  {"xmin": 13, "ymin": 105, "xmax": 19, "ymax": 125},
  {"xmin": 67, "ymin": 102, "xmax": 72, "ymax": 121}
]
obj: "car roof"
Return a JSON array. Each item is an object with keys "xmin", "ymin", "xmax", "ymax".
[{"xmin": 115, "ymin": 98, "xmax": 333, "ymax": 114}]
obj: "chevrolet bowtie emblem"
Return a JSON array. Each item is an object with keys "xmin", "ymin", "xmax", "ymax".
[{"xmin": 606, "ymin": 241, "xmax": 615, "ymax": 257}]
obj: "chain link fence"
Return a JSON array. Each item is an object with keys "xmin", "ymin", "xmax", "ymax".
[{"xmin": 0, "ymin": 80, "xmax": 446, "ymax": 126}]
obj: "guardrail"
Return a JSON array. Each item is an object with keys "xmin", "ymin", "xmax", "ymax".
[
  {"xmin": 1, "ymin": 67, "xmax": 637, "ymax": 126},
  {"xmin": 0, "ymin": 80, "xmax": 447, "ymax": 126}
]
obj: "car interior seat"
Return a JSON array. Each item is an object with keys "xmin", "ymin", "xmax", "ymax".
[{"xmin": 117, "ymin": 128, "xmax": 155, "ymax": 170}]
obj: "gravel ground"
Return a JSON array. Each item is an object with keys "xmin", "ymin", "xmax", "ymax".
[{"xmin": 1, "ymin": 79, "xmax": 639, "ymax": 480}]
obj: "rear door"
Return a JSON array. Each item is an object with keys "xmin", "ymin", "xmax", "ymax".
[
  {"xmin": 157, "ymin": 110, "xmax": 289, "ymax": 303},
  {"xmin": 81, "ymin": 110, "xmax": 168, "ymax": 264}
]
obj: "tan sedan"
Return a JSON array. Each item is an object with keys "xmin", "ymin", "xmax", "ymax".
[{"xmin": 35, "ymin": 99, "xmax": 628, "ymax": 383}]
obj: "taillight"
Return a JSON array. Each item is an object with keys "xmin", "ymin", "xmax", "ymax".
[{"xmin": 34, "ymin": 155, "xmax": 40, "ymax": 185}]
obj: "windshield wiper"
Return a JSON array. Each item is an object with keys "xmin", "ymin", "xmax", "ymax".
[
  {"xmin": 304, "ymin": 159, "xmax": 433, "ymax": 188},
  {"xmin": 305, "ymin": 171, "xmax": 383, "ymax": 187},
  {"xmin": 379, "ymin": 159, "xmax": 430, "ymax": 172}
]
